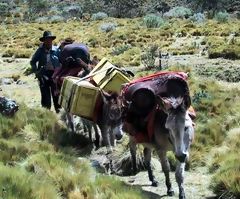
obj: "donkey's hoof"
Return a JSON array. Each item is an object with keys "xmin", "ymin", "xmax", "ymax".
[
  {"xmin": 151, "ymin": 180, "xmax": 159, "ymax": 187},
  {"xmin": 167, "ymin": 189, "xmax": 174, "ymax": 196},
  {"xmin": 179, "ymin": 193, "xmax": 185, "ymax": 199}
]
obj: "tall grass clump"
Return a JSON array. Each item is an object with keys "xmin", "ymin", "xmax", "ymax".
[
  {"xmin": 143, "ymin": 14, "xmax": 165, "ymax": 28},
  {"xmin": 24, "ymin": 151, "xmax": 93, "ymax": 197},
  {"xmin": 209, "ymin": 128, "xmax": 240, "ymax": 198},
  {"xmin": 91, "ymin": 12, "xmax": 108, "ymax": 20},
  {"xmin": 0, "ymin": 163, "xmax": 59, "ymax": 199}
]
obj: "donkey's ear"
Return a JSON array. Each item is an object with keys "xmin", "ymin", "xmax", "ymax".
[{"xmin": 156, "ymin": 96, "xmax": 173, "ymax": 112}]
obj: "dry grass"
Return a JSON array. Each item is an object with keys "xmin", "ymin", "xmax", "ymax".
[{"xmin": 1, "ymin": 18, "xmax": 239, "ymax": 62}]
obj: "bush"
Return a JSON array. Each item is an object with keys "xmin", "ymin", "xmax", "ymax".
[
  {"xmin": 141, "ymin": 44, "xmax": 159, "ymax": 70},
  {"xmin": 34, "ymin": 16, "xmax": 48, "ymax": 23},
  {"xmin": 164, "ymin": 6, "xmax": 192, "ymax": 19},
  {"xmin": 48, "ymin": 15, "xmax": 65, "ymax": 23},
  {"xmin": 214, "ymin": 11, "xmax": 229, "ymax": 23},
  {"xmin": 91, "ymin": 12, "xmax": 108, "ymax": 20},
  {"xmin": 62, "ymin": 5, "xmax": 82, "ymax": 19},
  {"xmin": 0, "ymin": 2, "xmax": 9, "ymax": 17},
  {"xmin": 99, "ymin": 22, "xmax": 117, "ymax": 32},
  {"xmin": 112, "ymin": 44, "xmax": 132, "ymax": 55},
  {"xmin": 143, "ymin": 14, "xmax": 165, "ymax": 28},
  {"xmin": 27, "ymin": 0, "xmax": 50, "ymax": 18},
  {"xmin": 190, "ymin": 13, "xmax": 206, "ymax": 23}
]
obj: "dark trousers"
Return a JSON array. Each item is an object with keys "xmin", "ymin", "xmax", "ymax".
[{"xmin": 38, "ymin": 71, "xmax": 61, "ymax": 113}]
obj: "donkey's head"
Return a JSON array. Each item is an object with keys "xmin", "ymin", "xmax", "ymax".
[
  {"xmin": 102, "ymin": 91, "xmax": 123, "ymax": 140},
  {"xmin": 158, "ymin": 96, "xmax": 190, "ymax": 163}
]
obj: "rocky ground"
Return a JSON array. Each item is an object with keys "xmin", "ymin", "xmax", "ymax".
[{"xmin": 1, "ymin": 55, "xmax": 238, "ymax": 199}]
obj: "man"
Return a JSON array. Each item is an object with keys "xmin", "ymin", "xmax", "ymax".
[
  {"xmin": 52, "ymin": 42, "xmax": 91, "ymax": 95},
  {"xmin": 30, "ymin": 31, "xmax": 61, "ymax": 113}
]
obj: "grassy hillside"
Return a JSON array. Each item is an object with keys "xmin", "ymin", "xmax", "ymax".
[{"xmin": 0, "ymin": 18, "xmax": 239, "ymax": 65}]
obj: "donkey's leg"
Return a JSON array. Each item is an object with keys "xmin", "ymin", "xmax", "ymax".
[
  {"xmin": 110, "ymin": 129, "xmax": 116, "ymax": 147},
  {"xmin": 87, "ymin": 122, "xmax": 93, "ymax": 143},
  {"xmin": 144, "ymin": 147, "xmax": 158, "ymax": 187},
  {"xmin": 175, "ymin": 163, "xmax": 186, "ymax": 199},
  {"xmin": 158, "ymin": 150, "xmax": 174, "ymax": 196},
  {"xmin": 66, "ymin": 113, "xmax": 75, "ymax": 133},
  {"xmin": 100, "ymin": 125, "xmax": 112, "ymax": 152},
  {"xmin": 129, "ymin": 139, "xmax": 137, "ymax": 174},
  {"xmin": 93, "ymin": 124, "xmax": 100, "ymax": 149}
]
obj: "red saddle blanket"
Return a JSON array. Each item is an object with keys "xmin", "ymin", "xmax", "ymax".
[{"xmin": 121, "ymin": 71, "xmax": 189, "ymax": 105}]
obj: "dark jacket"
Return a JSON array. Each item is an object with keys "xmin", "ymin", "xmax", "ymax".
[
  {"xmin": 30, "ymin": 44, "xmax": 60, "ymax": 73},
  {"xmin": 59, "ymin": 43, "xmax": 90, "ymax": 67}
]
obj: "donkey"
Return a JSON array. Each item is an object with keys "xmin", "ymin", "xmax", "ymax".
[
  {"xmin": 65, "ymin": 91, "xmax": 123, "ymax": 151},
  {"xmin": 122, "ymin": 77, "xmax": 194, "ymax": 199},
  {"xmin": 97, "ymin": 91, "xmax": 124, "ymax": 152}
]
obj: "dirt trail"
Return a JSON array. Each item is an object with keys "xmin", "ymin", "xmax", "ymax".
[{"xmin": 122, "ymin": 166, "xmax": 215, "ymax": 198}]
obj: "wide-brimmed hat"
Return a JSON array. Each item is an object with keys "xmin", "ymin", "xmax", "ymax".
[
  {"xmin": 61, "ymin": 37, "xmax": 75, "ymax": 46},
  {"xmin": 39, "ymin": 31, "xmax": 56, "ymax": 42}
]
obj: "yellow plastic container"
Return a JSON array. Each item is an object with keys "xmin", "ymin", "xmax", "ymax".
[
  {"xmin": 59, "ymin": 77, "xmax": 101, "ymax": 120},
  {"xmin": 89, "ymin": 57, "xmax": 109, "ymax": 74},
  {"xmin": 99, "ymin": 70, "xmax": 130, "ymax": 93},
  {"xmin": 89, "ymin": 58, "xmax": 130, "ymax": 93}
]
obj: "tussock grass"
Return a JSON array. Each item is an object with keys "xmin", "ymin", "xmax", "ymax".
[
  {"xmin": 0, "ymin": 103, "xmax": 146, "ymax": 198},
  {"xmin": 0, "ymin": 163, "xmax": 60, "ymax": 199},
  {"xmin": 210, "ymin": 128, "xmax": 240, "ymax": 198}
]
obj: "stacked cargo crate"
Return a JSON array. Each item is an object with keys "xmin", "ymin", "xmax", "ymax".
[{"xmin": 58, "ymin": 58, "xmax": 130, "ymax": 121}]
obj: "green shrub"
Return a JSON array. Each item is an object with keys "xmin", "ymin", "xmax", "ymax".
[
  {"xmin": 26, "ymin": 0, "xmax": 50, "ymax": 19},
  {"xmin": 214, "ymin": 11, "xmax": 229, "ymax": 23},
  {"xmin": 141, "ymin": 44, "xmax": 159, "ymax": 70},
  {"xmin": 190, "ymin": 13, "xmax": 206, "ymax": 23},
  {"xmin": 100, "ymin": 22, "xmax": 117, "ymax": 32},
  {"xmin": 62, "ymin": 5, "xmax": 83, "ymax": 19},
  {"xmin": 49, "ymin": 15, "xmax": 65, "ymax": 23},
  {"xmin": 91, "ymin": 12, "xmax": 108, "ymax": 20},
  {"xmin": 112, "ymin": 44, "xmax": 132, "ymax": 55},
  {"xmin": 34, "ymin": 16, "xmax": 48, "ymax": 23},
  {"xmin": 0, "ymin": 2, "xmax": 9, "ymax": 17},
  {"xmin": 143, "ymin": 14, "xmax": 165, "ymax": 28},
  {"xmin": 164, "ymin": 6, "xmax": 192, "ymax": 19}
]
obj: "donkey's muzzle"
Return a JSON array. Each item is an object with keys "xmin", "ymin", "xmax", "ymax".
[
  {"xmin": 175, "ymin": 153, "xmax": 187, "ymax": 163},
  {"xmin": 115, "ymin": 133, "xmax": 123, "ymax": 140}
]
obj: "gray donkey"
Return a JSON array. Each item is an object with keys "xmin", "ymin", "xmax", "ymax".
[{"xmin": 122, "ymin": 76, "xmax": 194, "ymax": 199}]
